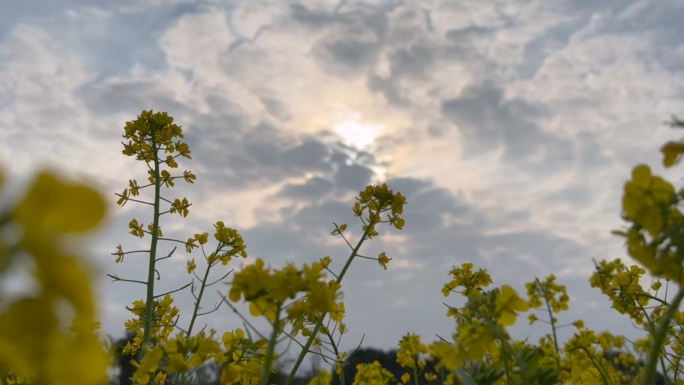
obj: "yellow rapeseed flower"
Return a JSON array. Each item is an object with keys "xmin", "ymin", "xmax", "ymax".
[{"xmin": 495, "ymin": 285, "xmax": 529, "ymax": 326}]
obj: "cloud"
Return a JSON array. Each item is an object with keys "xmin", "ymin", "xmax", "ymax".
[
  {"xmin": 516, "ymin": 20, "xmax": 582, "ymax": 80},
  {"xmin": 260, "ymin": 97, "xmax": 291, "ymax": 120},
  {"xmin": 387, "ymin": 39, "xmax": 438, "ymax": 79},
  {"xmin": 288, "ymin": 3, "xmax": 337, "ymax": 29},
  {"xmin": 200, "ymin": 125, "xmax": 334, "ymax": 188},
  {"xmin": 278, "ymin": 176, "xmax": 335, "ymax": 201},
  {"xmin": 441, "ymin": 80, "xmax": 575, "ymax": 174},
  {"xmin": 315, "ymin": 38, "xmax": 381, "ymax": 77},
  {"xmin": 367, "ymin": 74, "xmax": 412, "ymax": 108},
  {"xmin": 78, "ymin": 80, "xmax": 192, "ymax": 117}
]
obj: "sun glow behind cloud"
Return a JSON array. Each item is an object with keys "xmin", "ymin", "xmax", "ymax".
[
  {"xmin": 332, "ymin": 119, "xmax": 384, "ymax": 150},
  {"xmin": 332, "ymin": 118, "xmax": 389, "ymax": 183}
]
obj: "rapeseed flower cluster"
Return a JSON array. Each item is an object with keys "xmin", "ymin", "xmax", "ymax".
[
  {"xmin": 353, "ymin": 361, "xmax": 396, "ymax": 385},
  {"xmin": 122, "ymin": 295, "xmax": 181, "ymax": 356},
  {"xmin": 228, "ymin": 258, "xmax": 340, "ymax": 324},
  {"xmin": 589, "ymin": 259, "xmax": 651, "ymax": 324},
  {"xmin": 442, "ymin": 262, "xmax": 493, "ymax": 298}
]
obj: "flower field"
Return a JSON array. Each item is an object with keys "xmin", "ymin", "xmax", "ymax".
[{"xmin": 2, "ymin": 111, "xmax": 684, "ymax": 385}]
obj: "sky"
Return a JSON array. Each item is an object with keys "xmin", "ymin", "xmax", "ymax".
[{"xmin": 1, "ymin": 0, "xmax": 684, "ymax": 370}]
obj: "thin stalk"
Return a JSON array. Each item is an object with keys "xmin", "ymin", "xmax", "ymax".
[
  {"xmin": 637, "ymin": 300, "xmax": 673, "ymax": 385},
  {"xmin": 260, "ymin": 308, "xmax": 282, "ymax": 385},
  {"xmin": 320, "ymin": 327, "xmax": 345, "ymax": 385},
  {"xmin": 177, "ymin": 260, "xmax": 216, "ymax": 385},
  {"xmin": 186, "ymin": 261, "xmax": 213, "ymax": 337},
  {"xmin": 412, "ymin": 360, "xmax": 419, "ymax": 385},
  {"xmin": 644, "ymin": 288, "xmax": 684, "ymax": 385},
  {"xmin": 500, "ymin": 342, "xmax": 513, "ymax": 385},
  {"xmin": 142, "ymin": 130, "xmax": 162, "ymax": 352},
  {"xmin": 542, "ymin": 287, "xmax": 561, "ymax": 368},
  {"xmin": 488, "ymin": 321, "xmax": 514, "ymax": 385},
  {"xmin": 581, "ymin": 346, "xmax": 613, "ymax": 385},
  {"xmin": 284, "ymin": 227, "xmax": 371, "ymax": 385}
]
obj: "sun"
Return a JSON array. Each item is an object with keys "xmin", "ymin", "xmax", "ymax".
[
  {"xmin": 331, "ymin": 119, "xmax": 388, "ymax": 182},
  {"xmin": 332, "ymin": 120, "xmax": 383, "ymax": 150}
]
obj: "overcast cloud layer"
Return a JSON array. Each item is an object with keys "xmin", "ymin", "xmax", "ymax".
[{"xmin": 1, "ymin": 0, "xmax": 683, "ymax": 366}]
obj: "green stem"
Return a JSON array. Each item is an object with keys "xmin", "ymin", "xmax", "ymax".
[
  {"xmin": 413, "ymin": 359, "xmax": 419, "ymax": 385},
  {"xmin": 643, "ymin": 288, "xmax": 684, "ymax": 385},
  {"xmin": 186, "ymin": 260, "xmax": 214, "ymax": 338},
  {"xmin": 324, "ymin": 329, "xmax": 345, "ymax": 385},
  {"xmin": 142, "ymin": 132, "xmax": 162, "ymax": 354},
  {"xmin": 284, "ymin": 227, "xmax": 371, "ymax": 385},
  {"xmin": 581, "ymin": 347, "xmax": 612, "ymax": 385},
  {"xmin": 486, "ymin": 320, "xmax": 512, "ymax": 385},
  {"xmin": 637, "ymin": 301, "xmax": 673, "ymax": 385},
  {"xmin": 542, "ymin": 288, "xmax": 561, "ymax": 368},
  {"xmin": 500, "ymin": 342, "xmax": 513, "ymax": 385},
  {"xmin": 259, "ymin": 307, "xmax": 282, "ymax": 385},
  {"xmin": 659, "ymin": 357, "xmax": 672, "ymax": 385},
  {"xmin": 178, "ymin": 261, "xmax": 216, "ymax": 385}
]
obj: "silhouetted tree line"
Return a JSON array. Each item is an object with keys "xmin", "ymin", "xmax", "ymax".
[{"xmin": 108, "ymin": 333, "xmax": 668, "ymax": 385}]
